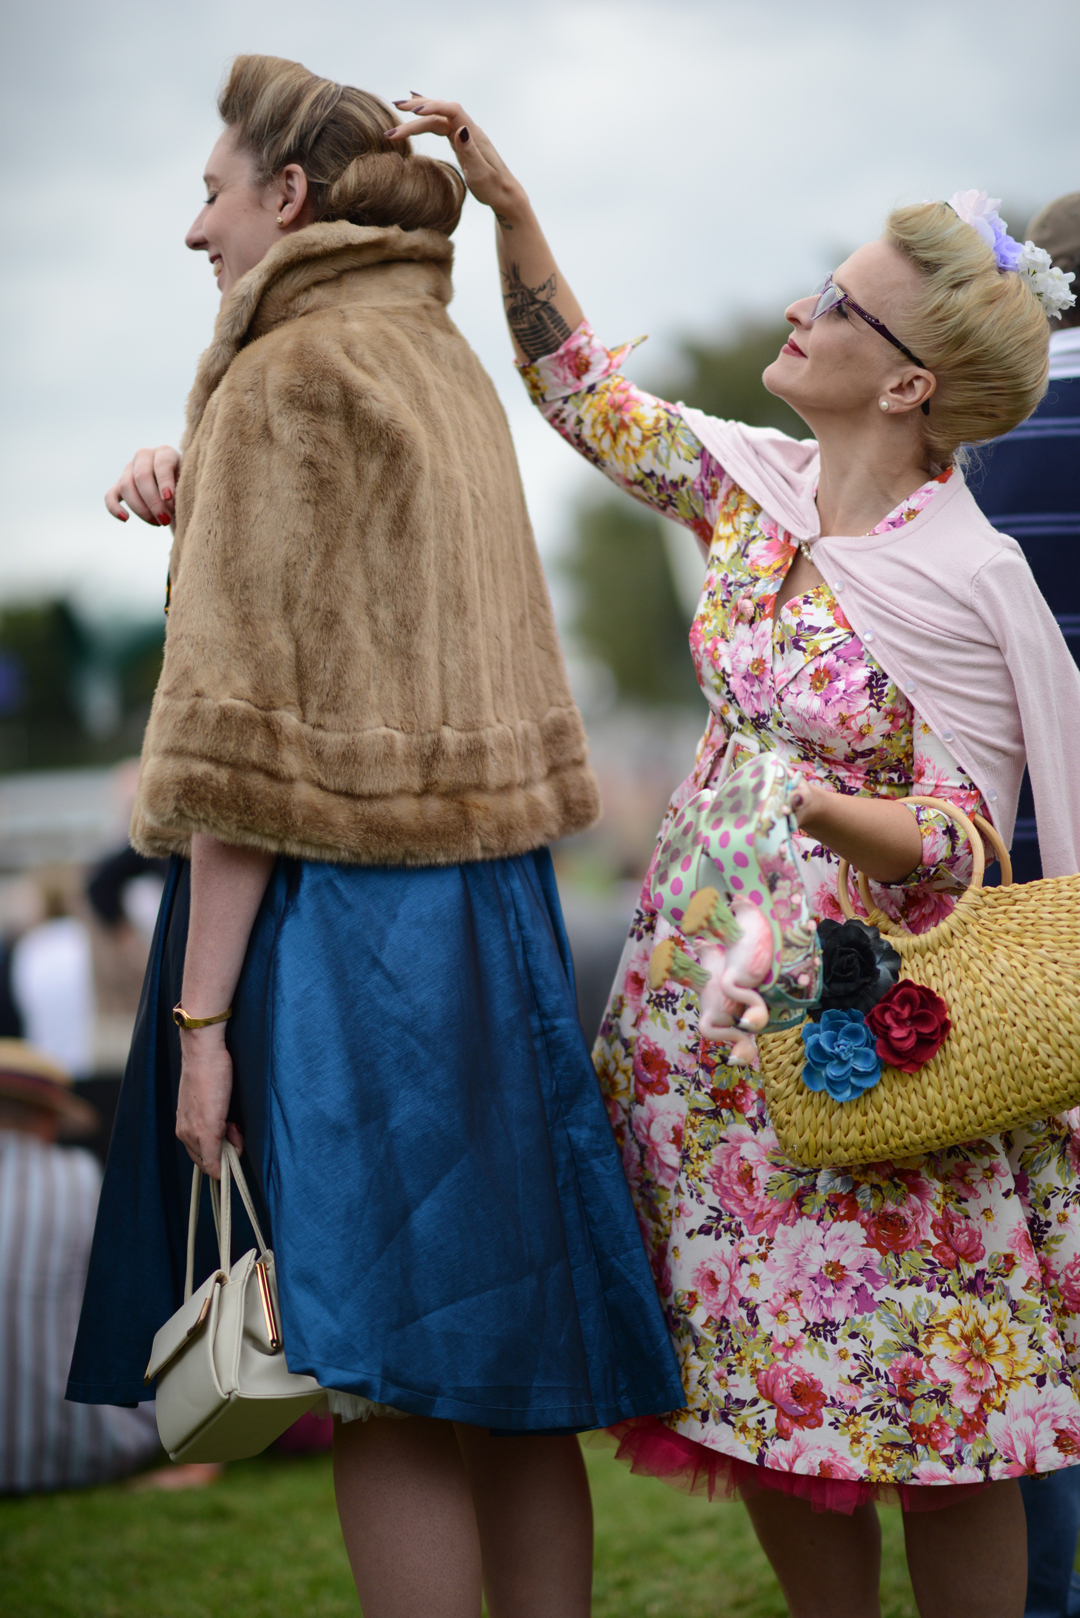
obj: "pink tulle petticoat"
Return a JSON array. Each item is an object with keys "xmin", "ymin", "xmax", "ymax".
[{"xmin": 608, "ymin": 1417, "xmax": 991, "ymax": 1516}]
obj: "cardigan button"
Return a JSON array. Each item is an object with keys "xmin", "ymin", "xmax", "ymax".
[
  {"xmin": 863, "ymin": 630, "xmax": 875, "ymax": 643},
  {"xmin": 832, "ymin": 579, "xmax": 844, "ymax": 591},
  {"xmin": 942, "ymin": 729, "xmax": 955, "ymax": 742},
  {"xmin": 904, "ymin": 681, "xmax": 917, "ymax": 693},
  {"xmin": 988, "ymin": 791, "xmax": 998, "ymax": 801}
]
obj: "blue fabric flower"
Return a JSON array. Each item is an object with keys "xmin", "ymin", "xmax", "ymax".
[{"xmin": 800, "ymin": 1008, "xmax": 882, "ymax": 1103}]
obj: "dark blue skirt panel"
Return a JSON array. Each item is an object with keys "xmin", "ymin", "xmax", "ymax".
[{"xmin": 67, "ymin": 851, "xmax": 683, "ymax": 1430}]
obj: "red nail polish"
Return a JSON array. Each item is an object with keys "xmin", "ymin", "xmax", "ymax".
[
  {"xmin": 161, "ymin": 488, "xmax": 173, "ymax": 501},
  {"xmin": 459, "ymin": 126, "xmax": 470, "ymax": 143},
  {"xmin": 158, "ymin": 513, "xmax": 171, "ymax": 525}
]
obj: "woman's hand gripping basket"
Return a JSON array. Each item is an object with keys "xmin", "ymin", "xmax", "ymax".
[{"xmin": 757, "ymin": 795, "xmax": 1080, "ymax": 1167}]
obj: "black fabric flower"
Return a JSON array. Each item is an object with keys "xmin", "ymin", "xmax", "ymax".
[{"xmin": 808, "ymin": 919, "xmax": 901, "ymax": 1021}]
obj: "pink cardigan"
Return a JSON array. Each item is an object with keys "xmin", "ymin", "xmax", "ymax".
[{"xmin": 680, "ymin": 408, "xmax": 1080, "ymax": 877}]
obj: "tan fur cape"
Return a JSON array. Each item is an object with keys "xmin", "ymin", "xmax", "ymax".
[{"xmin": 130, "ymin": 222, "xmax": 600, "ymax": 866}]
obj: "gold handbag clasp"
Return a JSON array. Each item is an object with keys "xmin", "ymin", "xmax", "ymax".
[{"xmin": 255, "ymin": 1259, "xmax": 281, "ymax": 1351}]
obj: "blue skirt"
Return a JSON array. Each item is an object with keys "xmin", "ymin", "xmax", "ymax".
[{"xmin": 68, "ymin": 850, "xmax": 684, "ymax": 1430}]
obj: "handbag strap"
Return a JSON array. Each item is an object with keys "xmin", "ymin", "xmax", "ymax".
[
  {"xmin": 184, "ymin": 1163, "xmax": 201, "ymax": 1302},
  {"xmin": 835, "ymin": 795, "xmax": 1013, "ymax": 945},
  {"xmin": 183, "ymin": 1141, "xmax": 272, "ymax": 1302}
]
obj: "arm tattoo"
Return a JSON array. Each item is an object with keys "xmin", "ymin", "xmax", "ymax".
[
  {"xmin": 502, "ymin": 262, "xmax": 573, "ymax": 361},
  {"xmin": 495, "ymin": 213, "xmax": 513, "ymax": 231}
]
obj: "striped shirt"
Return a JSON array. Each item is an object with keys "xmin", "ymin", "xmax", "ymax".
[
  {"xmin": 970, "ymin": 329, "xmax": 1080, "ymax": 883},
  {"xmin": 0, "ymin": 1130, "xmax": 159, "ymax": 1493}
]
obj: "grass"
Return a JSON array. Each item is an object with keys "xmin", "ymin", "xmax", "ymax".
[{"xmin": 0, "ymin": 1444, "xmax": 921, "ymax": 1617}]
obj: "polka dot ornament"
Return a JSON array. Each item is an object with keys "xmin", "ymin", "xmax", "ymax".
[{"xmin": 651, "ymin": 755, "xmax": 821, "ymax": 1028}]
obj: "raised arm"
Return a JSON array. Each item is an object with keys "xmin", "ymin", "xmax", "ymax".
[
  {"xmin": 389, "ymin": 97, "xmax": 584, "ymax": 363},
  {"xmin": 388, "ymin": 99, "xmax": 726, "ymax": 542}
]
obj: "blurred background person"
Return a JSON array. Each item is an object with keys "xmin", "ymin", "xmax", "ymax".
[
  {"xmin": 5, "ymin": 845, "xmax": 164, "ymax": 1167},
  {"xmin": 81, "ymin": 841, "xmax": 167, "ymax": 1160},
  {"xmin": 972, "ymin": 187, "xmax": 1080, "ymax": 1618},
  {"xmin": 0, "ymin": 1040, "xmax": 160, "ymax": 1494},
  {"xmin": 9, "ymin": 867, "xmax": 93, "ymax": 1080},
  {"xmin": 973, "ymin": 191, "xmax": 1080, "ymax": 886}
]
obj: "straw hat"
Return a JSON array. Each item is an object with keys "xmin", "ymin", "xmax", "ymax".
[{"xmin": 0, "ymin": 1040, "xmax": 99, "ymax": 1137}]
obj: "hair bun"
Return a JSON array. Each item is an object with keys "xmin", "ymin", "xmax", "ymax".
[
  {"xmin": 886, "ymin": 201, "xmax": 1051, "ymax": 467},
  {"xmin": 324, "ymin": 149, "xmax": 465, "ymax": 235},
  {"xmin": 219, "ymin": 56, "xmax": 466, "ymax": 237}
]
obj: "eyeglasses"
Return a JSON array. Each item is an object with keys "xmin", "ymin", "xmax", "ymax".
[{"xmin": 810, "ymin": 277, "xmax": 932, "ymax": 414}]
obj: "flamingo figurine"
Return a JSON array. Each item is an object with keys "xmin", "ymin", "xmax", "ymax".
[{"xmin": 649, "ymin": 887, "xmax": 777, "ymax": 1066}]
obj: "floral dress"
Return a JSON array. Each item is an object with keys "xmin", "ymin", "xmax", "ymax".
[{"xmin": 523, "ymin": 324, "xmax": 1080, "ymax": 1508}]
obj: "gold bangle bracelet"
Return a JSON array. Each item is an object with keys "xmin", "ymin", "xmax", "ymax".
[{"xmin": 173, "ymin": 1003, "xmax": 233, "ymax": 1031}]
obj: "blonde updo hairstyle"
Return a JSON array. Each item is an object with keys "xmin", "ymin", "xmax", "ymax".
[
  {"xmin": 884, "ymin": 201, "xmax": 1050, "ymax": 470},
  {"xmin": 219, "ymin": 54, "xmax": 466, "ymax": 236}
]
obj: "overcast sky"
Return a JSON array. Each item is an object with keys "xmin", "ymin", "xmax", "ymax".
[{"xmin": 4, "ymin": 0, "xmax": 1080, "ymax": 617}]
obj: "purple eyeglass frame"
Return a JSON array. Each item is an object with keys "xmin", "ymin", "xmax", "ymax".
[{"xmin": 811, "ymin": 276, "xmax": 931, "ymax": 414}]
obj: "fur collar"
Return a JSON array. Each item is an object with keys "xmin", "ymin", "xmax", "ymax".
[
  {"xmin": 136, "ymin": 215, "xmax": 597, "ymax": 866},
  {"xmin": 183, "ymin": 222, "xmax": 454, "ymax": 447}
]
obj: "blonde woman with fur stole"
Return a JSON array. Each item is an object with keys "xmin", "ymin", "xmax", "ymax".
[
  {"xmin": 395, "ymin": 96, "xmax": 1080, "ymax": 1618},
  {"xmin": 66, "ymin": 56, "xmax": 684, "ymax": 1618}
]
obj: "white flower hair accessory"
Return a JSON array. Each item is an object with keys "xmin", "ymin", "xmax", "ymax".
[
  {"xmin": 1017, "ymin": 241, "xmax": 1077, "ymax": 322},
  {"xmin": 946, "ymin": 190, "xmax": 1077, "ymax": 320}
]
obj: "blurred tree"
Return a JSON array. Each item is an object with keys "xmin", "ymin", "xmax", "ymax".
[
  {"xmin": 563, "ymin": 318, "xmax": 802, "ymax": 707},
  {"xmin": 674, "ymin": 321, "xmax": 808, "ymax": 438},
  {"xmin": 0, "ymin": 601, "xmax": 164, "ymax": 773},
  {"xmin": 564, "ymin": 494, "xmax": 702, "ymax": 707}
]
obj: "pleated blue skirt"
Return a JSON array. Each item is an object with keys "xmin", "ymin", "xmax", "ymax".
[{"xmin": 68, "ymin": 850, "xmax": 684, "ymax": 1431}]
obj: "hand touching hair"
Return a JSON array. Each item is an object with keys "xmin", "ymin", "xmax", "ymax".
[{"xmin": 220, "ymin": 55, "xmax": 465, "ymax": 236}]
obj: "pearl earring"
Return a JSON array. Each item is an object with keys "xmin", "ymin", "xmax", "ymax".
[
  {"xmin": 277, "ymin": 214, "xmax": 284, "ymax": 226},
  {"xmin": 879, "ymin": 399, "xmax": 890, "ymax": 411}
]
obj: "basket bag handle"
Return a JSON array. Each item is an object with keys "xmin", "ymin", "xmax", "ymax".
[
  {"xmin": 836, "ymin": 795, "xmax": 1013, "ymax": 940},
  {"xmin": 183, "ymin": 1141, "xmax": 272, "ymax": 1302}
]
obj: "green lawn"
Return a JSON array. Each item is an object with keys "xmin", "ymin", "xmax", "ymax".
[{"xmin": 0, "ymin": 1444, "xmax": 920, "ymax": 1617}]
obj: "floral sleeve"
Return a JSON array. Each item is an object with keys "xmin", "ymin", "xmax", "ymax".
[
  {"xmin": 519, "ymin": 320, "xmax": 731, "ymax": 547},
  {"xmin": 889, "ymin": 718, "xmax": 992, "ymax": 898}
]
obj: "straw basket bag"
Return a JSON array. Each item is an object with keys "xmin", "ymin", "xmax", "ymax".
[
  {"xmin": 144, "ymin": 1142, "xmax": 323, "ymax": 1462},
  {"xmin": 758, "ymin": 795, "xmax": 1080, "ymax": 1168}
]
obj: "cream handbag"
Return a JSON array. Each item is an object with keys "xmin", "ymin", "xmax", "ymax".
[{"xmin": 144, "ymin": 1141, "xmax": 323, "ymax": 1462}]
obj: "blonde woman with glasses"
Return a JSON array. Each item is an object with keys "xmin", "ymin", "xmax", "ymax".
[{"xmin": 397, "ymin": 96, "xmax": 1080, "ymax": 1618}]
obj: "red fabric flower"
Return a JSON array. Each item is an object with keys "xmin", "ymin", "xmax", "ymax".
[
  {"xmin": 957, "ymin": 1410, "xmax": 986, "ymax": 1443},
  {"xmin": 632, "ymin": 1035, "xmax": 671, "ymax": 1099},
  {"xmin": 865, "ymin": 980, "xmax": 951, "ymax": 1073},
  {"xmin": 755, "ymin": 1362, "xmax": 827, "ymax": 1439},
  {"xmin": 929, "ymin": 1210, "xmax": 985, "ymax": 1270},
  {"xmin": 909, "ymin": 1416, "xmax": 953, "ymax": 1454},
  {"xmin": 862, "ymin": 1206, "xmax": 923, "ymax": 1256}
]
